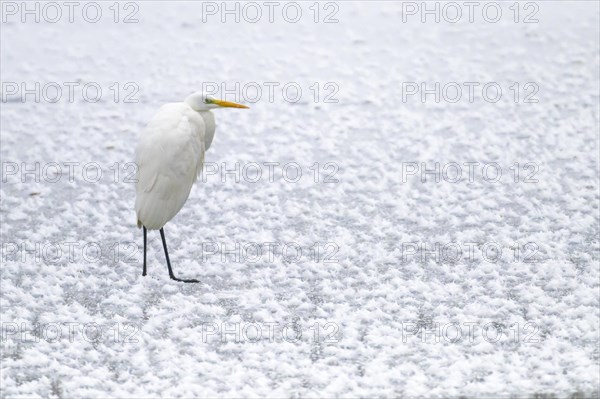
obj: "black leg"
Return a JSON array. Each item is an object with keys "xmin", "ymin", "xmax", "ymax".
[
  {"xmin": 159, "ymin": 227, "xmax": 199, "ymax": 283},
  {"xmin": 142, "ymin": 226, "xmax": 147, "ymax": 276}
]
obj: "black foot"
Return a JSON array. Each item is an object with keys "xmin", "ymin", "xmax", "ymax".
[
  {"xmin": 170, "ymin": 276, "xmax": 200, "ymax": 283},
  {"xmin": 142, "ymin": 272, "xmax": 147, "ymax": 277}
]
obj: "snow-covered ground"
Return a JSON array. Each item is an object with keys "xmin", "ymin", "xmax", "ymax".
[{"xmin": 1, "ymin": 1, "xmax": 599, "ymax": 397}]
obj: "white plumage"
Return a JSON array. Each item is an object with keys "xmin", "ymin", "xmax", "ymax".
[
  {"xmin": 135, "ymin": 103, "xmax": 208, "ymax": 230},
  {"xmin": 133, "ymin": 91, "xmax": 248, "ymax": 282},
  {"xmin": 135, "ymin": 92, "xmax": 246, "ymax": 230}
]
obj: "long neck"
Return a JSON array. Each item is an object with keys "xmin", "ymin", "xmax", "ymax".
[{"xmin": 199, "ymin": 111, "xmax": 216, "ymax": 150}]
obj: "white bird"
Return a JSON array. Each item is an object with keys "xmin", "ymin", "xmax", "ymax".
[{"xmin": 135, "ymin": 91, "xmax": 248, "ymax": 282}]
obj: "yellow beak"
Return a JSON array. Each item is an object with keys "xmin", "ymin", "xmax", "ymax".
[{"xmin": 211, "ymin": 99, "xmax": 249, "ymax": 109}]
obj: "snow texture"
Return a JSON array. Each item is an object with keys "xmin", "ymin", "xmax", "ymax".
[{"xmin": 1, "ymin": 1, "xmax": 599, "ymax": 397}]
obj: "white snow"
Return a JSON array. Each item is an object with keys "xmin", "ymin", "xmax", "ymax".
[{"xmin": 1, "ymin": 1, "xmax": 599, "ymax": 397}]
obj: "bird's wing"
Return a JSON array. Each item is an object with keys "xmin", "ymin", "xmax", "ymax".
[{"xmin": 135, "ymin": 103, "xmax": 205, "ymax": 229}]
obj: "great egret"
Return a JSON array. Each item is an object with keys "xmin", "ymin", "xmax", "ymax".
[{"xmin": 135, "ymin": 92, "xmax": 248, "ymax": 282}]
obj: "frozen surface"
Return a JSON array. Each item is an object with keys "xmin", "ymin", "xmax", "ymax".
[{"xmin": 1, "ymin": 1, "xmax": 599, "ymax": 397}]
